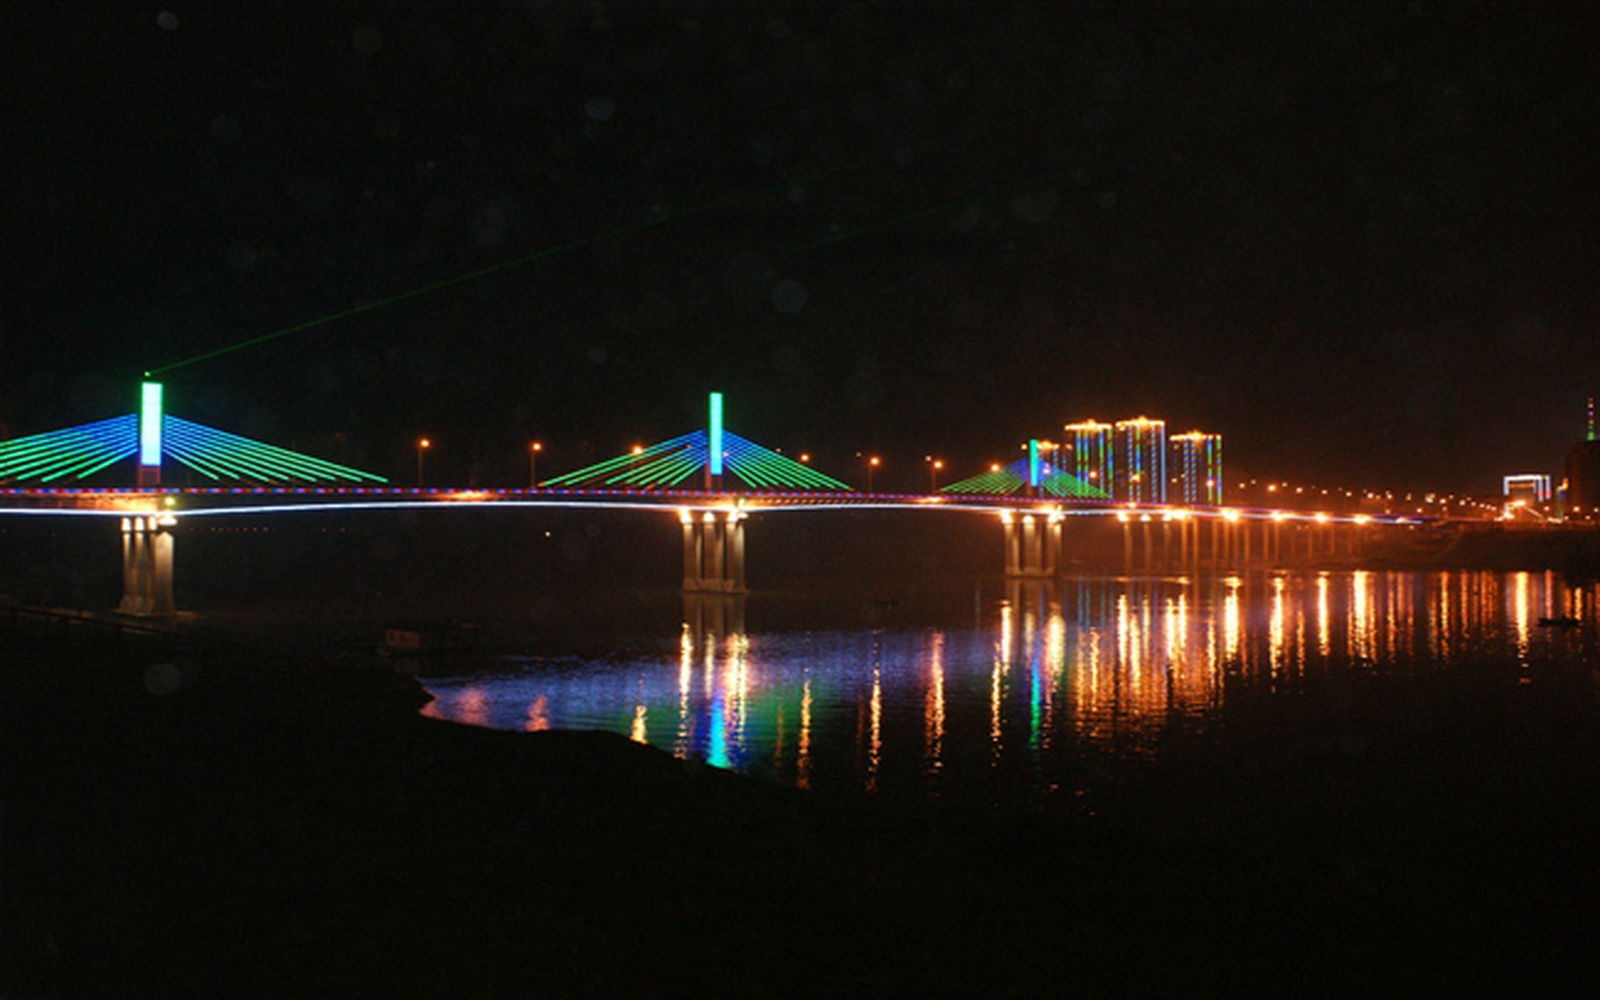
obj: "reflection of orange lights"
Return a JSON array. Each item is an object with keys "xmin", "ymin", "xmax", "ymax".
[
  {"xmin": 525, "ymin": 694, "xmax": 549, "ymax": 732},
  {"xmin": 925, "ymin": 633, "xmax": 946, "ymax": 773},
  {"xmin": 456, "ymin": 688, "xmax": 488, "ymax": 727},
  {"xmin": 797, "ymin": 676, "xmax": 813, "ymax": 789}
]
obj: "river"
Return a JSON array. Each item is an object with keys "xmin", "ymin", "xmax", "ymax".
[{"xmin": 413, "ymin": 569, "xmax": 1600, "ymax": 805}]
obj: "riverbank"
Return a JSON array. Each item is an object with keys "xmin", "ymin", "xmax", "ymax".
[{"xmin": 3, "ymin": 613, "xmax": 1598, "ymax": 997}]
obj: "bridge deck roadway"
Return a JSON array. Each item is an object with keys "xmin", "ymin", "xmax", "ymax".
[{"xmin": 0, "ymin": 486, "xmax": 1426, "ymax": 525}]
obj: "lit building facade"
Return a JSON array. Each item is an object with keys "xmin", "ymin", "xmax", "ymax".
[
  {"xmin": 1113, "ymin": 417, "xmax": 1166, "ymax": 504},
  {"xmin": 1171, "ymin": 430, "xmax": 1223, "ymax": 506},
  {"xmin": 1502, "ymin": 474, "xmax": 1550, "ymax": 506},
  {"xmin": 1062, "ymin": 420, "xmax": 1114, "ymax": 497}
]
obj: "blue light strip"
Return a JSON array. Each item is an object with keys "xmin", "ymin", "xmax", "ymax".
[
  {"xmin": 162, "ymin": 417, "xmax": 387, "ymax": 483},
  {"xmin": 140, "ymin": 382, "xmax": 163, "ymax": 467},
  {"xmin": 0, "ymin": 415, "xmax": 138, "ymax": 482},
  {"xmin": 709, "ymin": 392, "xmax": 724, "ymax": 477}
]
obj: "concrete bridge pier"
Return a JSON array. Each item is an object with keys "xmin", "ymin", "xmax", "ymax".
[
  {"xmin": 682, "ymin": 509, "xmax": 747, "ymax": 594},
  {"xmin": 1003, "ymin": 511, "xmax": 1061, "ymax": 578},
  {"xmin": 117, "ymin": 515, "xmax": 176, "ymax": 617}
]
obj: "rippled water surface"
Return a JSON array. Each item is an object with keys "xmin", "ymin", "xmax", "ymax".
[{"xmin": 418, "ymin": 570, "xmax": 1600, "ymax": 801}]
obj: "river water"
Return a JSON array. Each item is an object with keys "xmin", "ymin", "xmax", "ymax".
[{"xmin": 416, "ymin": 570, "xmax": 1600, "ymax": 803}]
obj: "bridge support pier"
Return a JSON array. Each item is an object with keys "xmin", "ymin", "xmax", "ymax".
[
  {"xmin": 117, "ymin": 515, "xmax": 176, "ymax": 617},
  {"xmin": 682, "ymin": 510, "xmax": 747, "ymax": 594},
  {"xmin": 1003, "ymin": 512, "xmax": 1060, "ymax": 578}
]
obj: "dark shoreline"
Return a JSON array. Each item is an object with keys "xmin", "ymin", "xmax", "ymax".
[{"xmin": 3, "ymin": 609, "xmax": 1599, "ymax": 997}]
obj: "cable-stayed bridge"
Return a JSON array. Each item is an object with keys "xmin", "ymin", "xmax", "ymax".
[{"xmin": 0, "ymin": 385, "xmax": 1416, "ymax": 616}]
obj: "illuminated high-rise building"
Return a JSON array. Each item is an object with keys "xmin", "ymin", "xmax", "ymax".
[
  {"xmin": 1113, "ymin": 417, "xmax": 1166, "ymax": 504},
  {"xmin": 1062, "ymin": 420, "xmax": 1114, "ymax": 496},
  {"xmin": 1171, "ymin": 430, "xmax": 1223, "ymax": 505}
]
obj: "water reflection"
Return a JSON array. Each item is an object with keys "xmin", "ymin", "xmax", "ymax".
[{"xmin": 420, "ymin": 571, "xmax": 1600, "ymax": 799}]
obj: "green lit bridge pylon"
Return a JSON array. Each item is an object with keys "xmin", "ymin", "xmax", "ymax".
[
  {"xmin": 940, "ymin": 439, "xmax": 1109, "ymax": 500},
  {"xmin": 540, "ymin": 392, "xmax": 849, "ymax": 593},
  {"xmin": 0, "ymin": 381, "xmax": 386, "ymax": 488},
  {"xmin": 540, "ymin": 393, "xmax": 849, "ymax": 493},
  {"xmin": 0, "ymin": 380, "xmax": 384, "ymax": 617}
]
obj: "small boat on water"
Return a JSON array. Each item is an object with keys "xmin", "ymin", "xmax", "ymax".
[
  {"xmin": 380, "ymin": 619, "xmax": 484, "ymax": 655},
  {"xmin": 1537, "ymin": 615, "xmax": 1581, "ymax": 628}
]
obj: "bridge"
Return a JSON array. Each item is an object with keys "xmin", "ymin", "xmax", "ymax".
[{"xmin": 0, "ymin": 384, "xmax": 1417, "ymax": 616}]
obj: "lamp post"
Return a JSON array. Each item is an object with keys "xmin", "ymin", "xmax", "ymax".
[
  {"xmin": 926, "ymin": 456, "xmax": 943, "ymax": 493},
  {"xmin": 529, "ymin": 441, "xmax": 542, "ymax": 488},
  {"xmin": 416, "ymin": 437, "xmax": 431, "ymax": 487},
  {"xmin": 866, "ymin": 455, "xmax": 880, "ymax": 492}
]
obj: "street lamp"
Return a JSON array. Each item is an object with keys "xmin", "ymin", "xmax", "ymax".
[
  {"xmin": 416, "ymin": 437, "xmax": 431, "ymax": 487},
  {"xmin": 529, "ymin": 441, "xmax": 542, "ymax": 488},
  {"xmin": 867, "ymin": 455, "xmax": 880, "ymax": 492},
  {"xmin": 926, "ymin": 456, "xmax": 943, "ymax": 493}
]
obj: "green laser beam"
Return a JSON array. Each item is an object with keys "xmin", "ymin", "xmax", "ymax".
[
  {"xmin": 145, "ymin": 197, "xmax": 739, "ymax": 377},
  {"xmin": 144, "ymin": 145, "xmax": 930, "ymax": 377}
]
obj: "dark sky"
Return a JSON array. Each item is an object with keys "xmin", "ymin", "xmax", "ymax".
[{"xmin": 5, "ymin": 3, "xmax": 1599, "ymax": 494}]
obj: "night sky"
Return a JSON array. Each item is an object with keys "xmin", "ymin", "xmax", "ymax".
[{"xmin": 6, "ymin": 3, "xmax": 1599, "ymax": 495}]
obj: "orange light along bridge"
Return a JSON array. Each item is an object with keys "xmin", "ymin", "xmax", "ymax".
[
  {"xmin": 0, "ymin": 386, "xmax": 1423, "ymax": 616},
  {"xmin": 0, "ymin": 484, "xmax": 1415, "ymax": 617}
]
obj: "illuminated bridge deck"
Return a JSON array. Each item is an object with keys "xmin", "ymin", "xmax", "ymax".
[{"xmin": 0, "ymin": 486, "xmax": 1425, "ymax": 526}]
